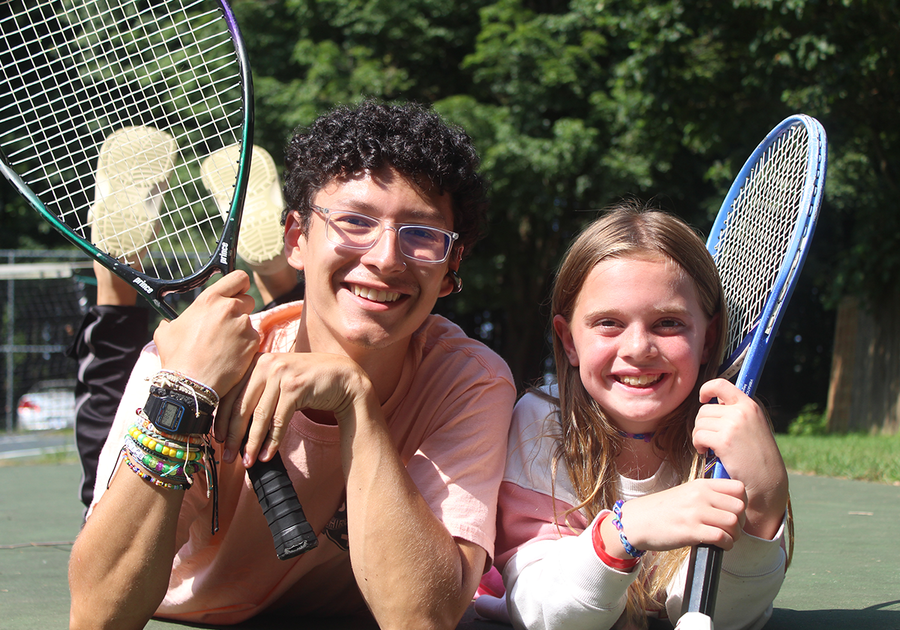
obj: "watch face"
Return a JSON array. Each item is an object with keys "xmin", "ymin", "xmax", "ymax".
[{"xmin": 158, "ymin": 400, "xmax": 183, "ymax": 431}]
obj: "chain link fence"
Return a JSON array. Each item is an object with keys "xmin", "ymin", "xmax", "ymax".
[{"xmin": 0, "ymin": 250, "xmax": 91, "ymax": 431}]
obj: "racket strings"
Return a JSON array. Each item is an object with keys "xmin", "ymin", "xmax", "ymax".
[
  {"xmin": 713, "ymin": 123, "xmax": 811, "ymax": 361},
  {"xmin": 0, "ymin": 0, "xmax": 246, "ymax": 284}
]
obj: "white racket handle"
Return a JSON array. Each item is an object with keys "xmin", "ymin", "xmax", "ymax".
[{"xmin": 675, "ymin": 612, "xmax": 714, "ymax": 630}]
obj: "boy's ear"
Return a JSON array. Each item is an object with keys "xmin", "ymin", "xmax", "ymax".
[
  {"xmin": 701, "ymin": 312, "xmax": 721, "ymax": 364},
  {"xmin": 553, "ymin": 314, "xmax": 579, "ymax": 367},
  {"xmin": 283, "ymin": 210, "xmax": 305, "ymax": 271},
  {"xmin": 438, "ymin": 245, "xmax": 464, "ymax": 298}
]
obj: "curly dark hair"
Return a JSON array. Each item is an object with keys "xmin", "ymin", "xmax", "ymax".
[{"xmin": 282, "ymin": 99, "xmax": 488, "ymax": 257}]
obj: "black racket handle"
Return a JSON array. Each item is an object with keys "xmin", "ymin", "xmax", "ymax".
[
  {"xmin": 682, "ymin": 543, "xmax": 722, "ymax": 616},
  {"xmin": 247, "ymin": 452, "xmax": 319, "ymax": 560}
]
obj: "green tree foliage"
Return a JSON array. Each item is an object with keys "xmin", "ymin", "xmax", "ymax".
[{"xmin": 3, "ymin": 0, "xmax": 897, "ymax": 423}]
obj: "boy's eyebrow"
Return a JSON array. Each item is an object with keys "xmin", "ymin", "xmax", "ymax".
[{"xmin": 327, "ymin": 199, "xmax": 448, "ymax": 225}]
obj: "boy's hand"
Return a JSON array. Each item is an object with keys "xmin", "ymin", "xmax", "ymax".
[{"xmin": 154, "ymin": 270, "xmax": 259, "ymax": 397}]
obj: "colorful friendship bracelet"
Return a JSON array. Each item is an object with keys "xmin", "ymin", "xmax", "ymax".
[
  {"xmin": 612, "ymin": 500, "xmax": 646, "ymax": 559},
  {"xmin": 120, "ymin": 409, "xmax": 221, "ymax": 536},
  {"xmin": 120, "ymin": 450, "xmax": 190, "ymax": 491},
  {"xmin": 123, "ymin": 438, "xmax": 196, "ymax": 481},
  {"xmin": 123, "ymin": 436, "xmax": 201, "ymax": 481},
  {"xmin": 128, "ymin": 424, "xmax": 202, "ymax": 461},
  {"xmin": 591, "ymin": 512, "xmax": 641, "ymax": 571}
]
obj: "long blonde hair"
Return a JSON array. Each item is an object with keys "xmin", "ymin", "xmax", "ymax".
[{"xmin": 549, "ymin": 200, "xmax": 727, "ymax": 624}]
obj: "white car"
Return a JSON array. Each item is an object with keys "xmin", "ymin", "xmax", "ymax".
[{"xmin": 16, "ymin": 379, "xmax": 77, "ymax": 431}]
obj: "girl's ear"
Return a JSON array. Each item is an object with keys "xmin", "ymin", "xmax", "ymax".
[
  {"xmin": 701, "ymin": 312, "xmax": 721, "ymax": 364},
  {"xmin": 283, "ymin": 210, "xmax": 305, "ymax": 271},
  {"xmin": 552, "ymin": 314, "xmax": 579, "ymax": 367}
]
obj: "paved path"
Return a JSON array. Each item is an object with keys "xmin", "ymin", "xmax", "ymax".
[
  {"xmin": 0, "ymin": 431, "xmax": 75, "ymax": 461},
  {"xmin": 1, "ymin": 462, "xmax": 897, "ymax": 629}
]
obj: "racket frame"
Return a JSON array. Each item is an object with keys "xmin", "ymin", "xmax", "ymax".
[
  {"xmin": 708, "ymin": 113, "xmax": 828, "ymax": 397},
  {"xmin": 0, "ymin": 0, "xmax": 255, "ymax": 319},
  {"xmin": 681, "ymin": 114, "xmax": 827, "ymax": 625}
]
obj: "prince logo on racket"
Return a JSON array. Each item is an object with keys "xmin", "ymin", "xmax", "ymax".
[{"xmin": 70, "ymin": 101, "xmax": 517, "ymax": 630}]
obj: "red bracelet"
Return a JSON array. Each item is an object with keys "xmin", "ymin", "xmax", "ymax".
[{"xmin": 592, "ymin": 512, "xmax": 641, "ymax": 571}]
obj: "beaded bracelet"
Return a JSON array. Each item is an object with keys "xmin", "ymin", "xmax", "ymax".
[
  {"xmin": 124, "ymin": 436, "xmax": 201, "ymax": 479},
  {"xmin": 128, "ymin": 424, "xmax": 202, "ymax": 461},
  {"xmin": 114, "ymin": 408, "xmax": 221, "ymax": 535},
  {"xmin": 135, "ymin": 415, "xmax": 205, "ymax": 446},
  {"xmin": 612, "ymin": 500, "xmax": 646, "ymax": 559},
  {"xmin": 120, "ymin": 450, "xmax": 190, "ymax": 491},
  {"xmin": 124, "ymin": 441, "xmax": 194, "ymax": 484},
  {"xmin": 124, "ymin": 434, "xmax": 197, "ymax": 473}
]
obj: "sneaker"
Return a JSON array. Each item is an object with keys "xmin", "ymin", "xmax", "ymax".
[
  {"xmin": 201, "ymin": 144, "xmax": 286, "ymax": 274},
  {"xmin": 90, "ymin": 125, "xmax": 176, "ymax": 261}
]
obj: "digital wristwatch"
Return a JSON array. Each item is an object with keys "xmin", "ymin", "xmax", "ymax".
[{"xmin": 144, "ymin": 389, "xmax": 213, "ymax": 435}]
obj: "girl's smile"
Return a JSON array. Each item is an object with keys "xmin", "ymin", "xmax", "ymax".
[{"xmin": 553, "ymin": 254, "xmax": 717, "ymax": 435}]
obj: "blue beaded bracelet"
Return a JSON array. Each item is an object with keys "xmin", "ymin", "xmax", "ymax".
[{"xmin": 611, "ymin": 500, "xmax": 646, "ymax": 559}]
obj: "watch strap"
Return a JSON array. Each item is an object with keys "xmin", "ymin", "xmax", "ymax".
[{"xmin": 144, "ymin": 390, "xmax": 213, "ymax": 435}]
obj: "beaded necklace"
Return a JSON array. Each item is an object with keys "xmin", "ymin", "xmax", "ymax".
[{"xmin": 617, "ymin": 429, "xmax": 655, "ymax": 443}]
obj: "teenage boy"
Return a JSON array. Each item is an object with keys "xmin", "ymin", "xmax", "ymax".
[{"xmin": 69, "ymin": 100, "xmax": 516, "ymax": 630}]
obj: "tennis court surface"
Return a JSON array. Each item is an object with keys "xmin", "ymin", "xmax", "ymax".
[{"xmin": 2, "ymin": 461, "xmax": 898, "ymax": 629}]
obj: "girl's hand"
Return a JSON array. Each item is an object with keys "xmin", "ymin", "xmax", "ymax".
[
  {"xmin": 693, "ymin": 378, "xmax": 789, "ymax": 539},
  {"xmin": 612, "ymin": 479, "xmax": 748, "ymax": 552},
  {"xmin": 153, "ymin": 271, "xmax": 259, "ymax": 397},
  {"xmin": 214, "ymin": 351, "xmax": 376, "ymax": 466}
]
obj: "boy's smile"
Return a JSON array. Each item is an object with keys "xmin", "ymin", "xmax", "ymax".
[{"xmin": 287, "ymin": 167, "xmax": 456, "ymax": 360}]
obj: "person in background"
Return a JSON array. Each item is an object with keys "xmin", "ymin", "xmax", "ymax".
[{"xmin": 69, "ymin": 144, "xmax": 301, "ymax": 510}]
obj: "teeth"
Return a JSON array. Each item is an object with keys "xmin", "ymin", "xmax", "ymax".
[
  {"xmin": 618, "ymin": 374, "xmax": 662, "ymax": 387},
  {"xmin": 351, "ymin": 284, "xmax": 400, "ymax": 303}
]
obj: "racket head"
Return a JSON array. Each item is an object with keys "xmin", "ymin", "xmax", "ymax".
[
  {"xmin": 0, "ymin": 0, "xmax": 254, "ymax": 318},
  {"xmin": 707, "ymin": 114, "xmax": 827, "ymax": 396}
]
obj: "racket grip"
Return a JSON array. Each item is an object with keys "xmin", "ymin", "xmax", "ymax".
[
  {"xmin": 683, "ymin": 543, "xmax": 723, "ymax": 616},
  {"xmin": 247, "ymin": 452, "xmax": 319, "ymax": 560}
]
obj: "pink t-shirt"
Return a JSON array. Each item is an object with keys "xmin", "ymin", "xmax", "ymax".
[{"xmin": 91, "ymin": 302, "xmax": 516, "ymax": 624}]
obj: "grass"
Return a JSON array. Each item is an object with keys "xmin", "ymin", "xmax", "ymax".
[
  {"xmin": 4, "ymin": 429, "xmax": 899, "ymax": 486},
  {"xmin": 776, "ymin": 432, "xmax": 900, "ymax": 485}
]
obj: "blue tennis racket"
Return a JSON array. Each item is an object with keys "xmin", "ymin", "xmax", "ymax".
[{"xmin": 679, "ymin": 114, "xmax": 828, "ymax": 628}]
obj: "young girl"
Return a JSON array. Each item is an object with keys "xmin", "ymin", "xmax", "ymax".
[{"xmin": 476, "ymin": 201, "xmax": 790, "ymax": 630}]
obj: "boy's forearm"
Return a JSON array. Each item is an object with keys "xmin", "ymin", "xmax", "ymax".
[
  {"xmin": 341, "ymin": 398, "xmax": 482, "ymax": 630},
  {"xmin": 69, "ymin": 467, "xmax": 183, "ymax": 629}
]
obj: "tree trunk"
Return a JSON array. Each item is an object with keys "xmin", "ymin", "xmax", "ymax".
[{"xmin": 826, "ymin": 295, "xmax": 900, "ymax": 434}]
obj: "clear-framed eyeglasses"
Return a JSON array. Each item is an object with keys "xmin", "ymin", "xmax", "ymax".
[{"xmin": 311, "ymin": 205, "xmax": 459, "ymax": 264}]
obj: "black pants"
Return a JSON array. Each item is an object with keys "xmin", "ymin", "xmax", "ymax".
[{"xmin": 67, "ymin": 306, "xmax": 150, "ymax": 508}]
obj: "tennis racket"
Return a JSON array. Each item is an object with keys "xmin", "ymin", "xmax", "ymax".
[
  {"xmin": 0, "ymin": 0, "xmax": 315, "ymax": 561},
  {"xmin": 678, "ymin": 114, "xmax": 827, "ymax": 629}
]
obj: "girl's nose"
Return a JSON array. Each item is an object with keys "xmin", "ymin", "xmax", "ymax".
[{"xmin": 621, "ymin": 325, "xmax": 657, "ymax": 359}]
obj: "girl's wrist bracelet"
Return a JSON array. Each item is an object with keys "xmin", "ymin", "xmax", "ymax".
[
  {"xmin": 612, "ymin": 500, "xmax": 647, "ymax": 559},
  {"xmin": 592, "ymin": 512, "xmax": 641, "ymax": 571}
]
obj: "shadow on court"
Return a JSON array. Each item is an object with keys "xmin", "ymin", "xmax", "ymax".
[
  {"xmin": 768, "ymin": 603, "xmax": 900, "ymax": 629},
  {"xmin": 1, "ymin": 461, "xmax": 897, "ymax": 630}
]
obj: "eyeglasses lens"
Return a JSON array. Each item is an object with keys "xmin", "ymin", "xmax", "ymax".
[{"xmin": 325, "ymin": 211, "xmax": 450, "ymax": 262}]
